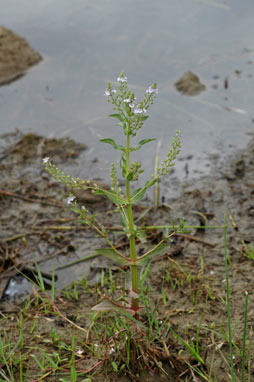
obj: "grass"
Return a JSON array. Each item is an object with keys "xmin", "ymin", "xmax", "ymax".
[{"xmin": 0, "ymin": 223, "xmax": 254, "ymax": 381}]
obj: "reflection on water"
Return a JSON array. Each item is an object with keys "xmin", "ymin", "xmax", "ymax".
[{"xmin": 0, "ymin": 0, "xmax": 253, "ymax": 181}]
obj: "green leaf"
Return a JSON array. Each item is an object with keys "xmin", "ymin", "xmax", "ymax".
[
  {"xmin": 131, "ymin": 178, "xmax": 158, "ymax": 204},
  {"xmin": 131, "ymin": 187, "xmax": 146, "ymax": 203},
  {"xmin": 130, "ymin": 138, "xmax": 155, "ymax": 152},
  {"xmin": 169, "ymin": 327, "xmax": 205, "ymax": 364},
  {"xmin": 127, "ymin": 172, "xmax": 134, "ymax": 181},
  {"xmin": 136, "ymin": 242, "xmax": 169, "ymax": 266},
  {"xmin": 95, "ymin": 248, "xmax": 130, "ymax": 266},
  {"xmin": 94, "ymin": 189, "xmax": 126, "ymax": 206},
  {"xmin": 100, "ymin": 138, "xmax": 124, "ymax": 151},
  {"xmin": 136, "ymin": 229, "xmax": 147, "ymax": 243},
  {"xmin": 120, "ymin": 155, "xmax": 126, "ymax": 178},
  {"xmin": 71, "ymin": 207, "xmax": 81, "ymax": 214},
  {"xmin": 120, "ymin": 209, "xmax": 128, "ymax": 229},
  {"xmin": 109, "ymin": 113, "xmax": 125, "ymax": 122}
]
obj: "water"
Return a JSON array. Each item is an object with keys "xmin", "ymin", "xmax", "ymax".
[
  {"xmin": 0, "ymin": 0, "xmax": 254, "ymax": 181},
  {"xmin": 1, "ymin": 0, "xmax": 254, "ymax": 298}
]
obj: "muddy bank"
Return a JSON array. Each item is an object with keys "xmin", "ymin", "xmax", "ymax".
[
  {"xmin": 0, "ymin": 130, "xmax": 254, "ymax": 380},
  {"xmin": 0, "ymin": 26, "xmax": 42, "ymax": 85}
]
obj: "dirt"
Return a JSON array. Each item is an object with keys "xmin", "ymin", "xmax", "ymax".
[
  {"xmin": 0, "ymin": 26, "xmax": 42, "ymax": 85},
  {"xmin": 0, "ymin": 130, "xmax": 254, "ymax": 381},
  {"xmin": 175, "ymin": 71, "xmax": 206, "ymax": 95}
]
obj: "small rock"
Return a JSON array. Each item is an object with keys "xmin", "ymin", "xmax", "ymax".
[{"xmin": 175, "ymin": 71, "xmax": 206, "ymax": 96}]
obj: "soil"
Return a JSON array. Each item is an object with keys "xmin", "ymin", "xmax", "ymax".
[
  {"xmin": 0, "ymin": 130, "xmax": 254, "ymax": 381},
  {"xmin": 175, "ymin": 71, "xmax": 206, "ymax": 96},
  {"xmin": 0, "ymin": 26, "xmax": 42, "ymax": 85}
]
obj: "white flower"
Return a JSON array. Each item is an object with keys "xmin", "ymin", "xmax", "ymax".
[
  {"xmin": 123, "ymin": 98, "xmax": 131, "ymax": 103},
  {"xmin": 134, "ymin": 108, "xmax": 143, "ymax": 114},
  {"xmin": 134, "ymin": 108, "xmax": 147, "ymax": 114},
  {"xmin": 109, "ymin": 347, "xmax": 115, "ymax": 355},
  {"xmin": 146, "ymin": 86, "xmax": 158, "ymax": 94},
  {"xmin": 117, "ymin": 76, "xmax": 127, "ymax": 83},
  {"xmin": 67, "ymin": 195, "xmax": 76, "ymax": 204},
  {"xmin": 129, "ymin": 102, "xmax": 135, "ymax": 108},
  {"xmin": 104, "ymin": 89, "xmax": 116, "ymax": 96},
  {"xmin": 42, "ymin": 157, "xmax": 49, "ymax": 163}
]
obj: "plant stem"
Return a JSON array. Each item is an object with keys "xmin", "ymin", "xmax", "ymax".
[
  {"xmin": 125, "ymin": 132, "xmax": 139, "ymax": 311},
  {"xmin": 241, "ymin": 291, "xmax": 248, "ymax": 382}
]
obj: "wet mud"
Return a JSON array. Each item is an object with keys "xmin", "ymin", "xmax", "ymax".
[
  {"xmin": 0, "ymin": 130, "xmax": 254, "ymax": 381},
  {"xmin": 175, "ymin": 71, "xmax": 206, "ymax": 96},
  {"xmin": 0, "ymin": 26, "xmax": 42, "ymax": 85}
]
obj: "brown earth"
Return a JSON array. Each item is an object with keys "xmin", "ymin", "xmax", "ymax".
[
  {"xmin": 0, "ymin": 26, "xmax": 42, "ymax": 85},
  {"xmin": 0, "ymin": 130, "xmax": 254, "ymax": 381},
  {"xmin": 175, "ymin": 71, "xmax": 206, "ymax": 96}
]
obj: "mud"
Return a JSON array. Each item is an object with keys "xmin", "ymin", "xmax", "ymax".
[
  {"xmin": 0, "ymin": 26, "xmax": 42, "ymax": 85},
  {"xmin": 0, "ymin": 130, "xmax": 254, "ymax": 381},
  {"xmin": 175, "ymin": 71, "xmax": 206, "ymax": 96}
]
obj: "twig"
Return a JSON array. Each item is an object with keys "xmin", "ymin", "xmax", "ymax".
[
  {"xmin": 56, "ymin": 252, "xmax": 99, "ymax": 270},
  {"xmin": 43, "ymin": 293, "xmax": 88, "ymax": 334},
  {"xmin": 0, "ymin": 189, "xmax": 62, "ymax": 207},
  {"xmin": 154, "ymin": 140, "xmax": 161, "ymax": 208},
  {"xmin": 176, "ymin": 233, "xmax": 215, "ymax": 247},
  {"xmin": 31, "ymin": 225, "xmax": 89, "ymax": 231}
]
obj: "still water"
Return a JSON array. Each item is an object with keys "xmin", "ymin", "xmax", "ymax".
[{"xmin": 0, "ymin": 0, "xmax": 254, "ymax": 182}]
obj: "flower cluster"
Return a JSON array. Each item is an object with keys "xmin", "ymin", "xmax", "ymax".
[
  {"xmin": 110, "ymin": 163, "xmax": 123, "ymax": 196},
  {"xmin": 129, "ymin": 161, "xmax": 144, "ymax": 181},
  {"xmin": 156, "ymin": 131, "xmax": 182, "ymax": 177},
  {"xmin": 104, "ymin": 73, "xmax": 158, "ymax": 136},
  {"xmin": 43, "ymin": 158, "xmax": 98, "ymax": 192}
]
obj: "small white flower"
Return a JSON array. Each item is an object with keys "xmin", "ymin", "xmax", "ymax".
[
  {"xmin": 129, "ymin": 102, "xmax": 135, "ymax": 108},
  {"xmin": 134, "ymin": 108, "xmax": 143, "ymax": 114},
  {"xmin": 104, "ymin": 89, "xmax": 116, "ymax": 96},
  {"xmin": 109, "ymin": 347, "xmax": 115, "ymax": 355},
  {"xmin": 146, "ymin": 86, "xmax": 158, "ymax": 94},
  {"xmin": 42, "ymin": 157, "xmax": 49, "ymax": 163},
  {"xmin": 134, "ymin": 108, "xmax": 147, "ymax": 114},
  {"xmin": 117, "ymin": 76, "xmax": 127, "ymax": 83},
  {"xmin": 123, "ymin": 98, "xmax": 131, "ymax": 103},
  {"xmin": 67, "ymin": 195, "xmax": 76, "ymax": 204}
]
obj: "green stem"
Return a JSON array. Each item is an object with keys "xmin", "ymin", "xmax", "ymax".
[
  {"xmin": 241, "ymin": 291, "xmax": 248, "ymax": 382},
  {"xmin": 125, "ymin": 132, "xmax": 139, "ymax": 311}
]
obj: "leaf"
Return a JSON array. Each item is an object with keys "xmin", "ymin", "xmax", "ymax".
[
  {"xmin": 127, "ymin": 172, "xmax": 134, "ymax": 181},
  {"xmin": 94, "ymin": 189, "xmax": 126, "ymax": 206},
  {"xmin": 131, "ymin": 187, "xmax": 146, "ymax": 203},
  {"xmin": 136, "ymin": 229, "xmax": 147, "ymax": 244},
  {"xmin": 95, "ymin": 248, "xmax": 130, "ymax": 266},
  {"xmin": 120, "ymin": 155, "xmax": 126, "ymax": 178},
  {"xmin": 91, "ymin": 298, "xmax": 133, "ymax": 314},
  {"xmin": 71, "ymin": 207, "xmax": 81, "ymax": 214},
  {"xmin": 131, "ymin": 178, "xmax": 158, "ymax": 204},
  {"xmin": 92, "ymin": 299, "xmax": 125, "ymax": 312},
  {"xmin": 100, "ymin": 138, "xmax": 124, "ymax": 151},
  {"xmin": 130, "ymin": 138, "xmax": 156, "ymax": 152},
  {"xmin": 169, "ymin": 327, "xmax": 205, "ymax": 364},
  {"xmin": 92, "ymin": 296, "xmax": 145, "ymax": 321},
  {"xmin": 120, "ymin": 209, "xmax": 128, "ymax": 229},
  {"xmin": 109, "ymin": 113, "xmax": 125, "ymax": 123},
  {"xmin": 136, "ymin": 242, "xmax": 169, "ymax": 266}
]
